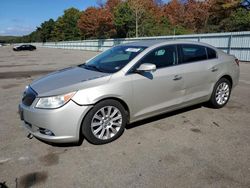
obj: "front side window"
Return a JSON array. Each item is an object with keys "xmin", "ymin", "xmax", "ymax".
[
  {"xmin": 138, "ymin": 45, "xmax": 177, "ymax": 69},
  {"xmin": 180, "ymin": 44, "xmax": 207, "ymax": 63},
  {"xmin": 80, "ymin": 46, "xmax": 146, "ymax": 73}
]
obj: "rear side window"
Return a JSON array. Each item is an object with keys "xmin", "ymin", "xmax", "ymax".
[
  {"xmin": 207, "ymin": 47, "xmax": 217, "ymax": 59},
  {"xmin": 180, "ymin": 44, "xmax": 207, "ymax": 63}
]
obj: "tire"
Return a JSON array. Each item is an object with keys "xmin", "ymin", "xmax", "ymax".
[
  {"xmin": 82, "ymin": 99, "xmax": 127, "ymax": 145},
  {"xmin": 209, "ymin": 78, "xmax": 232, "ymax": 108}
]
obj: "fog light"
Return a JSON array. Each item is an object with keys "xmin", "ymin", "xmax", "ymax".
[{"xmin": 39, "ymin": 128, "xmax": 55, "ymax": 136}]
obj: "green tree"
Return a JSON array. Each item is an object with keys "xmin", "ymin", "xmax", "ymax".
[
  {"xmin": 205, "ymin": 0, "xmax": 240, "ymax": 32},
  {"xmin": 52, "ymin": 17, "xmax": 65, "ymax": 41},
  {"xmin": 40, "ymin": 19, "xmax": 55, "ymax": 42},
  {"xmin": 221, "ymin": 8, "xmax": 250, "ymax": 31},
  {"xmin": 29, "ymin": 29, "xmax": 42, "ymax": 42},
  {"xmin": 114, "ymin": 2, "xmax": 135, "ymax": 38},
  {"xmin": 53, "ymin": 7, "xmax": 81, "ymax": 41}
]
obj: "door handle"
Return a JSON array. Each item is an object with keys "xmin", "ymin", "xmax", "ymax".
[
  {"xmin": 211, "ymin": 66, "xmax": 218, "ymax": 72},
  {"xmin": 173, "ymin": 75, "xmax": 182, "ymax": 81}
]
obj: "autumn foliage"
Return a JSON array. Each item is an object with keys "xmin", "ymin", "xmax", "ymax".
[
  {"xmin": 106, "ymin": 0, "xmax": 122, "ymax": 12},
  {"xmin": 78, "ymin": 7, "xmax": 116, "ymax": 39},
  {"xmin": 12, "ymin": 0, "xmax": 249, "ymax": 42}
]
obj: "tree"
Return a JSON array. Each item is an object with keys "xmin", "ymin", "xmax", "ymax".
[
  {"xmin": 78, "ymin": 7, "xmax": 116, "ymax": 39},
  {"xmin": 127, "ymin": 0, "xmax": 163, "ymax": 37},
  {"xmin": 52, "ymin": 17, "xmax": 65, "ymax": 41},
  {"xmin": 52, "ymin": 8, "xmax": 81, "ymax": 41},
  {"xmin": 114, "ymin": 2, "xmax": 135, "ymax": 38},
  {"xmin": 29, "ymin": 28, "xmax": 42, "ymax": 42},
  {"xmin": 163, "ymin": 0, "xmax": 185, "ymax": 26},
  {"xmin": 106, "ymin": 0, "xmax": 122, "ymax": 12},
  {"xmin": 8, "ymin": 0, "xmax": 247, "ymax": 42},
  {"xmin": 127, "ymin": 0, "xmax": 147, "ymax": 37},
  {"xmin": 205, "ymin": 0, "xmax": 240, "ymax": 32},
  {"xmin": 163, "ymin": 0, "xmax": 214, "ymax": 33},
  {"xmin": 220, "ymin": 8, "xmax": 250, "ymax": 31},
  {"xmin": 183, "ymin": 0, "xmax": 212, "ymax": 33},
  {"xmin": 40, "ymin": 19, "xmax": 55, "ymax": 42}
]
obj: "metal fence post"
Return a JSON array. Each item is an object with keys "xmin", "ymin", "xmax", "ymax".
[{"xmin": 227, "ymin": 34, "xmax": 232, "ymax": 54}]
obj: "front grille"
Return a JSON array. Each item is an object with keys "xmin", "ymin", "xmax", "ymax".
[{"xmin": 22, "ymin": 87, "xmax": 37, "ymax": 106}]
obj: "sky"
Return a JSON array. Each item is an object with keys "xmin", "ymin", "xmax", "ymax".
[
  {"xmin": 0, "ymin": 0, "xmax": 98, "ymax": 36},
  {"xmin": 0, "ymin": 0, "xmax": 170, "ymax": 36}
]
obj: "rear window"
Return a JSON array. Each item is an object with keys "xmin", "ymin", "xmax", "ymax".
[
  {"xmin": 181, "ymin": 44, "xmax": 207, "ymax": 63},
  {"xmin": 207, "ymin": 47, "xmax": 217, "ymax": 59}
]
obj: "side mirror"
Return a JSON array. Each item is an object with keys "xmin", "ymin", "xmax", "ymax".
[{"xmin": 136, "ymin": 63, "xmax": 156, "ymax": 73}]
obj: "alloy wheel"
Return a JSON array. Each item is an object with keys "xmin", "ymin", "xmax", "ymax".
[
  {"xmin": 215, "ymin": 82, "xmax": 230, "ymax": 105},
  {"xmin": 91, "ymin": 106, "xmax": 122, "ymax": 140}
]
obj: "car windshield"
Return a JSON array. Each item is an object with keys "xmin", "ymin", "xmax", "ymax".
[{"xmin": 79, "ymin": 45, "xmax": 146, "ymax": 73}]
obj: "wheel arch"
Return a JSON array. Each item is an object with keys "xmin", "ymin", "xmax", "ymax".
[
  {"xmin": 94, "ymin": 97, "xmax": 130, "ymax": 123},
  {"xmin": 79, "ymin": 97, "xmax": 130, "ymax": 144},
  {"xmin": 219, "ymin": 75, "xmax": 233, "ymax": 87},
  {"xmin": 79, "ymin": 97, "xmax": 130, "ymax": 135}
]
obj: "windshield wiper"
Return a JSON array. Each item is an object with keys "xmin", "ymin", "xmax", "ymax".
[{"xmin": 81, "ymin": 64, "xmax": 104, "ymax": 72}]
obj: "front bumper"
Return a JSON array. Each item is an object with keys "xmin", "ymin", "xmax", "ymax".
[{"xmin": 19, "ymin": 100, "xmax": 92, "ymax": 143}]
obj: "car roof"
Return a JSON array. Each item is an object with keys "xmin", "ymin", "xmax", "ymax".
[
  {"xmin": 120, "ymin": 40, "xmax": 167, "ymax": 47},
  {"xmin": 120, "ymin": 40, "xmax": 215, "ymax": 49}
]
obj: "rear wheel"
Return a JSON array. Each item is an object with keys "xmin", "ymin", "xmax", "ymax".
[
  {"xmin": 82, "ymin": 99, "xmax": 127, "ymax": 145},
  {"xmin": 209, "ymin": 78, "xmax": 231, "ymax": 108}
]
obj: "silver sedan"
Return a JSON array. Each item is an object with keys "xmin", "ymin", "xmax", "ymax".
[{"xmin": 19, "ymin": 40, "xmax": 240, "ymax": 144}]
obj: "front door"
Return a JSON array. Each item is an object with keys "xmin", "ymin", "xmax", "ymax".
[{"xmin": 128, "ymin": 45, "xmax": 185, "ymax": 122}]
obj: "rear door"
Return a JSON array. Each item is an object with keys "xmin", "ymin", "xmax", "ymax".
[{"xmin": 177, "ymin": 44, "xmax": 214, "ymax": 102}]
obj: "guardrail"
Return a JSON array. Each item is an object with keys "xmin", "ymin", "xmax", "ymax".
[{"xmin": 32, "ymin": 31, "xmax": 250, "ymax": 61}]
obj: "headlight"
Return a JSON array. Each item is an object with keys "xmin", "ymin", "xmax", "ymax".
[{"xmin": 35, "ymin": 92, "xmax": 76, "ymax": 109}]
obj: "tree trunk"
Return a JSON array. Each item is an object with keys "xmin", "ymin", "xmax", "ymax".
[{"xmin": 136, "ymin": 9, "xmax": 138, "ymax": 38}]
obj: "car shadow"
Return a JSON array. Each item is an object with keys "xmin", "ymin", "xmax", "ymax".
[{"xmin": 126, "ymin": 104, "xmax": 203, "ymax": 130}]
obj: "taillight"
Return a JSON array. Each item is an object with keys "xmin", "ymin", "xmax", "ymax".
[{"xmin": 235, "ymin": 59, "xmax": 240, "ymax": 66}]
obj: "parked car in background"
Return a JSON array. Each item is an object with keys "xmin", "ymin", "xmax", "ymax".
[
  {"xmin": 18, "ymin": 40, "xmax": 239, "ymax": 145},
  {"xmin": 13, "ymin": 44, "xmax": 36, "ymax": 51}
]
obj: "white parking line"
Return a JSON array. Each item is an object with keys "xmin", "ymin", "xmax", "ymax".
[
  {"xmin": 18, "ymin": 156, "xmax": 30, "ymax": 161},
  {"xmin": 0, "ymin": 158, "xmax": 11, "ymax": 164}
]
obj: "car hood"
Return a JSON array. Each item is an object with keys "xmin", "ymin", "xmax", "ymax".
[{"xmin": 30, "ymin": 66, "xmax": 111, "ymax": 97}]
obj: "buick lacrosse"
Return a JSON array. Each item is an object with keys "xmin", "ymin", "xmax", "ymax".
[{"xmin": 19, "ymin": 40, "xmax": 239, "ymax": 144}]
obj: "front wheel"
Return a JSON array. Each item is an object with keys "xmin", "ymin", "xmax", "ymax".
[
  {"xmin": 209, "ymin": 78, "xmax": 232, "ymax": 108},
  {"xmin": 82, "ymin": 99, "xmax": 127, "ymax": 145}
]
